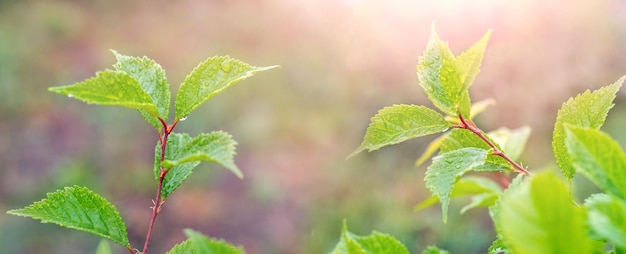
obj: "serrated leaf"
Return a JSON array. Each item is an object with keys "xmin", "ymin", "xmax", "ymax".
[
  {"xmin": 49, "ymin": 70, "xmax": 158, "ymax": 116},
  {"xmin": 425, "ymin": 147, "xmax": 489, "ymax": 222},
  {"xmin": 552, "ymin": 76, "xmax": 624, "ymax": 178},
  {"xmin": 175, "ymin": 56, "xmax": 277, "ymax": 119},
  {"xmin": 6, "ymin": 186, "xmax": 130, "ymax": 247},
  {"xmin": 565, "ymin": 126, "xmax": 626, "ymax": 199},
  {"xmin": 112, "ymin": 50, "xmax": 171, "ymax": 130},
  {"xmin": 420, "ymin": 245, "xmax": 450, "ymax": 254},
  {"xmin": 331, "ymin": 221, "xmax": 409, "ymax": 254},
  {"xmin": 167, "ymin": 229, "xmax": 245, "ymax": 254},
  {"xmin": 488, "ymin": 126, "xmax": 531, "ymax": 162},
  {"xmin": 440, "ymin": 128, "xmax": 510, "ymax": 171},
  {"xmin": 155, "ymin": 132, "xmax": 240, "ymax": 199},
  {"xmin": 417, "ymin": 27, "xmax": 469, "ymax": 117},
  {"xmin": 487, "ymin": 238, "xmax": 510, "ymax": 254},
  {"xmin": 585, "ymin": 194, "xmax": 626, "ymax": 248},
  {"xmin": 497, "ymin": 171, "xmax": 591, "ymax": 253},
  {"xmin": 350, "ymin": 104, "xmax": 449, "ymax": 158}
]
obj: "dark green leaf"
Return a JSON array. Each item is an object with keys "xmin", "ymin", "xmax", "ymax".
[
  {"xmin": 350, "ymin": 104, "xmax": 449, "ymax": 158},
  {"xmin": 175, "ymin": 56, "xmax": 277, "ymax": 119},
  {"xmin": 425, "ymin": 147, "xmax": 489, "ymax": 222},
  {"xmin": 552, "ymin": 76, "xmax": 624, "ymax": 178},
  {"xmin": 7, "ymin": 186, "xmax": 130, "ymax": 247}
]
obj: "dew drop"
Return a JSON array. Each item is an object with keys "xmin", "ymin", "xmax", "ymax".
[
  {"xmin": 179, "ymin": 116, "xmax": 188, "ymax": 121},
  {"xmin": 221, "ymin": 62, "xmax": 232, "ymax": 72},
  {"xmin": 67, "ymin": 94, "xmax": 73, "ymax": 98}
]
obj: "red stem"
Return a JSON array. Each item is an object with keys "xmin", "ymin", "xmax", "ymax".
[
  {"xmin": 141, "ymin": 118, "xmax": 178, "ymax": 254},
  {"xmin": 456, "ymin": 114, "xmax": 530, "ymax": 176}
]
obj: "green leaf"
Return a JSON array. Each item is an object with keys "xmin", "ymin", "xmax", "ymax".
[
  {"xmin": 497, "ymin": 171, "xmax": 591, "ymax": 253},
  {"xmin": 417, "ymin": 27, "xmax": 469, "ymax": 117},
  {"xmin": 488, "ymin": 126, "xmax": 531, "ymax": 162},
  {"xmin": 565, "ymin": 126, "xmax": 626, "ymax": 199},
  {"xmin": 111, "ymin": 50, "xmax": 171, "ymax": 130},
  {"xmin": 425, "ymin": 147, "xmax": 489, "ymax": 222},
  {"xmin": 414, "ymin": 176, "xmax": 502, "ymax": 211},
  {"xmin": 552, "ymin": 76, "xmax": 624, "ymax": 178},
  {"xmin": 585, "ymin": 194, "xmax": 626, "ymax": 248},
  {"xmin": 349, "ymin": 104, "xmax": 450, "ymax": 158},
  {"xmin": 6, "ymin": 186, "xmax": 130, "ymax": 247},
  {"xmin": 456, "ymin": 30, "xmax": 491, "ymax": 89},
  {"xmin": 166, "ymin": 229, "xmax": 244, "ymax": 254},
  {"xmin": 95, "ymin": 239, "xmax": 112, "ymax": 254},
  {"xmin": 415, "ymin": 133, "xmax": 447, "ymax": 167},
  {"xmin": 155, "ymin": 132, "xmax": 241, "ymax": 199},
  {"xmin": 175, "ymin": 55, "xmax": 277, "ymax": 120},
  {"xmin": 330, "ymin": 221, "xmax": 409, "ymax": 254},
  {"xmin": 421, "ymin": 245, "xmax": 450, "ymax": 254},
  {"xmin": 49, "ymin": 70, "xmax": 158, "ymax": 116},
  {"xmin": 487, "ymin": 238, "xmax": 510, "ymax": 254},
  {"xmin": 440, "ymin": 128, "xmax": 509, "ymax": 171}
]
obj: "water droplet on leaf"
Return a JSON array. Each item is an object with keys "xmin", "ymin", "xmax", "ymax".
[
  {"xmin": 68, "ymin": 94, "xmax": 73, "ymax": 98},
  {"xmin": 221, "ymin": 62, "xmax": 232, "ymax": 72},
  {"xmin": 179, "ymin": 116, "xmax": 188, "ymax": 121}
]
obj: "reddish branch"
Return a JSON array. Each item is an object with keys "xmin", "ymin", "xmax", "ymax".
[
  {"xmin": 140, "ymin": 118, "xmax": 180, "ymax": 254},
  {"xmin": 453, "ymin": 114, "xmax": 531, "ymax": 176}
]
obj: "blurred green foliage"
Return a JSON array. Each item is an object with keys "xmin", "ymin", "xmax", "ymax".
[{"xmin": 1, "ymin": 0, "xmax": 626, "ymax": 253}]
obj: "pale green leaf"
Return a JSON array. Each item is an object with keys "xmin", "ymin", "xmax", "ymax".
[
  {"xmin": 417, "ymin": 27, "xmax": 469, "ymax": 117},
  {"xmin": 156, "ymin": 132, "xmax": 240, "ymax": 199},
  {"xmin": 456, "ymin": 30, "xmax": 491, "ymax": 89},
  {"xmin": 415, "ymin": 133, "xmax": 447, "ymax": 167},
  {"xmin": 6, "ymin": 186, "xmax": 130, "ymax": 247},
  {"xmin": 425, "ymin": 147, "xmax": 489, "ymax": 222},
  {"xmin": 497, "ymin": 171, "xmax": 591, "ymax": 253},
  {"xmin": 585, "ymin": 194, "xmax": 626, "ymax": 248},
  {"xmin": 488, "ymin": 126, "xmax": 531, "ymax": 162},
  {"xmin": 168, "ymin": 229, "xmax": 245, "ymax": 254},
  {"xmin": 565, "ymin": 126, "xmax": 626, "ymax": 199},
  {"xmin": 440, "ymin": 128, "xmax": 510, "ymax": 171},
  {"xmin": 49, "ymin": 70, "xmax": 159, "ymax": 116},
  {"xmin": 95, "ymin": 239, "xmax": 112, "ymax": 254},
  {"xmin": 552, "ymin": 76, "xmax": 624, "ymax": 178},
  {"xmin": 421, "ymin": 245, "xmax": 450, "ymax": 254},
  {"xmin": 112, "ymin": 50, "xmax": 171, "ymax": 129},
  {"xmin": 175, "ymin": 55, "xmax": 277, "ymax": 119},
  {"xmin": 350, "ymin": 104, "xmax": 449, "ymax": 158},
  {"xmin": 469, "ymin": 98, "xmax": 495, "ymax": 119},
  {"xmin": 460, "ymin": 193, "xmax": 499, "ymax": 214},
  {"xmin": 331, "ymin": 221, "xmax": 409, "ymax": 254}
]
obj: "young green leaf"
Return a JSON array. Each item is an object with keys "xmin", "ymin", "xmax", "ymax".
[
  {"xmin": 175, "ymin": 56, "xmax": 277, "ymax": 120},
  {"xmin": 49, "ymin": 70, "xmax": 159, "ymax": 116},
  {"xmin": 456, "ymin": 30, "xmax": 491, "ymax": 89},
  {"xmin": 155, "ymin": 132, "xmax": 241, "ymax": 198},
  {"xmin": 585, "ymin": 194, "xmax": 626, "ymax": 248},
  {"xmin": 414, "ymin": 176, "xmax": 502, "ymax": 212},
  {"xmin": 417, "ymin": 27, "xmax": 469, "ymax": 117},
  {"xmin": 6, "ymin": 186, "xmax": 130, "ymax": 248},
  {"xmin": 112, "ymin": 50, "xmax": 171, "ymax": 129},
  {"xmin": 439, "ymin": 129, "xmax": 509, "ymax": 171},
  {"xmin": 552, "ymin": 76, "xmax": 624, "ymax": 178},
  {"xmin": 330, "ymin": 221, "xmax": 409, "ymax": 254},
  {"xmin": 488, "ymin": 126, "xmax": 531, "ymax": 162},
  {"xmin": 166, "ymin": 229, "xmax": 245, "ymax": 254},
  {"xmin": 497, "ymin": 171, "xmax": 591, "ymax": 253},
  {"xmin": 349, "ymin": 104, "xmax": 450, "ymax": 158},
  {"xmin": 565, "ymin": 126, "xmax": 626, "ymax": 199},
  {"xmin": 425, "ymin": 147, "xmax": 489, "ymax": 222},
  {"xmin": 420, "ymin": 245, "xmax": 450, "ymax": 254},
  {"xmin": 415, "ymin": 133, "xmax": 447, "ymax": 167}
]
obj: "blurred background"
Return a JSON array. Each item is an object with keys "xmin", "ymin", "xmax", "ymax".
[{"xmin": 1, "ymin": 0, "xmax": 626, "ymax": 253}]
